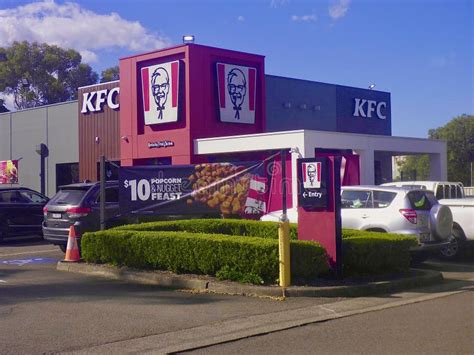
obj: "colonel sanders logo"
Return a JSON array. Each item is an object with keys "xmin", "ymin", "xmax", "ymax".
[
  {"xmin": 302, "ymin": 162, "xmax": 321, "ymax": 189},
  {"xmin": 217, "ymin": 63, "xmax": 256, "ymax": 124},
  {"xmin": 151, "ymin": 67, "xmax": 169, "ymax": 120},
  {"xmin": 141, "ymin": 61, "xmax": 179, "ymax": 125},
  {"xmin": 227, "ymin": 68, "xmax": 246, "ymax": 120}
]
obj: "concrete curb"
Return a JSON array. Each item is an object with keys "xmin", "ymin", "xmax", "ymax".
[{"xmin": 57, "ymin": 261, "xmax": 444, "ymax": 298}]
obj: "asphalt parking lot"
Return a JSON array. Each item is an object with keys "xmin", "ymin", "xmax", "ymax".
[
  {"xmin": 1, "ymin": 236, "xmax": 473, "ymax": 354},
  {"xmin": 0, "ymin": 236, "xmax": 345, "ymax": 354}
]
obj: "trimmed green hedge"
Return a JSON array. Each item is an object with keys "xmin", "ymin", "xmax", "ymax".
[
  {"xmin": 114, "ymin": 219, "xmax": 299, "ymax": 240},
  {"xmin": 114, "ymin": 219, "xmax": 396, "ymax": 241},
  {"xmin": 112, "ymin": 219, "xmax": 418, "ymax": 276},
  {"xmin": 81, "ymin": 230, "xmax": 329, "ymax": 284},
  {"xmin": 342, "ymin": 231, "xmax": 417, "ymax": 275}
]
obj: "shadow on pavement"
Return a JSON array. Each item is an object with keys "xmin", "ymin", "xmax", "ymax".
[
  {"xmin": 0, "ymin": 270, "xmax": 225, "ymax": 307},
  {"xmin": 0, "ymin": 236, "xmax": 49, "ymax": 248}
]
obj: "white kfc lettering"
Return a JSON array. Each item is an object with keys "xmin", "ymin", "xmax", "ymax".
[
  {"xmin": 353, "ymin": 98, "xmax": 387, "ymax": 119},
  {"xmin": 95, "ymin": 90, "xmax": 108, "ymax": 112},
  {"xmin": 366, "ymin": 100, "xmax": 377, "ymax": 118},
  {"xmin": 353, "ymin": 98, "xmax": 367, "ymax": 117},
  {"xmin": 107, "ymin": 87, "xmax": 120, "ymax": 110},
  {"xmin": 376, "ymin": 102, "xmax": 387, "ymax": 119},
  {"xmin": 81, "ymin": 92, "xmax": 96, "ymax": 113},
  {"xmin": 81, "ymin": 88, "xmax": 120, "ymax": 113}
]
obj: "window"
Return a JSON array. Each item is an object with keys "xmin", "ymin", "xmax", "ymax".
[
  {"xmin": 407, "ymin": 191, "xmax": 436, "ymax": 210},
  {"xmin": 435, "ymin": 185, "xmax": 444, "ymax": 200},
  {"xmin": 19, "ymin": 190, "xmax": 47, "ymax": 204},
  {"xmin": 49, "ymin": 188, "xmax": 88, "ymax": 205},
  {"xmin": 450, "ymin": 185, "xmax": 457, "ymax": 199},
  {"xmin": 96, "ymin": 161, "xmax": 121, "ymax": 181},
  {"xmin": 56, "ymin": 163, "xmax": 79, "ymax": 192},
  {"xmin": 341, "ymin": 190, "xmax": 372, "ymax": 208},
  {"xmin": 372, "ymin": 191, "xmax": 397, "ymax": 208},
  {"xmin": 96, "ymin": 187, "xmax": 119, "ymax": 203},
  {"xmin": 0, "ymin": 191, "xmax": 22, "ymax": 203}
]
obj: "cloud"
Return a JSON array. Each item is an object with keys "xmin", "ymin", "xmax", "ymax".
[
  {"xmin": 0, "ymin": 0, "xmax": 170, "ymax": 63},
  {"xmin": 237, "ymin": 15, "xmax": 245, "ymax": 22},
  {"xmin": 271, "ymin": 0, "xmax": 290, "ymax": 8},
  {"xmin": 329, "ymin": 0, "xmax": 351, "ymax": 19},
  {"xmin": 79, "ymin": 50, "xmax": 98, "ymax": 63},
  {"xmin": 291, "ymin": 14, "xmax": 317, "ymax": 22},
  {"xmin": 0, "ymin": 93, "xmax": 15, "ymax": 111},
  {"xmin": 429, "ymin": 53, "xmax": 456, "ymax": 69}
]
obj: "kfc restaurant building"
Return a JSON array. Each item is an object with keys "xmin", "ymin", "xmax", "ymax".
[
  {"xmin": 0, "ymin": 43, "xmax": 446, "ymax": 204},
  {"xmin": 77, "ymin": 43, "xmax": 446, "ymax": 210}
]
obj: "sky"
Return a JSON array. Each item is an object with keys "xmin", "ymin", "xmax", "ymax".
[{"xmin": 0, "ymin": 0, "xmax": 472, "ymax": 138}]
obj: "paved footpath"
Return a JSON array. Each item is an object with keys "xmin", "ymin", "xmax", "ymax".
[{"xmin": 1, "ymin": 239, "xmax": 473, "ymax": 354}]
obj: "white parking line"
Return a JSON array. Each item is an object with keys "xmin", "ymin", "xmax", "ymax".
[{"xmin": 0, "ymin": 249, "xmax": 59, "ymax": 258}]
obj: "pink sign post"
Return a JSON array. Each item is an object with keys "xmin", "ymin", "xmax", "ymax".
[{"xmin": 297, "ymin": 156, "xmax": 342, "ymax": 277}]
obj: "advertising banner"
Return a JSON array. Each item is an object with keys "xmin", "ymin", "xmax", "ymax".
[
  {"xmin": 216, "ymin": 63, "xmax": 256, "ymax": 124},
  {"xmin": 297, "ymin": 157, "xmax": 328, "ymax": 208},
  {"xmin": 0, "ymin": 160, "xmax": 19, "ymax": 184},
  {"xmin": 141, "ymin": 60, "xmax": 180, "ymax": 125},
  {"xmin": 119, "ymin": 161, "xmax": 268, "ymax": 217}
]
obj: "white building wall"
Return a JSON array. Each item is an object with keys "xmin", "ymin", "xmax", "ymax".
[
  {"xmin": 0, "ymin": 101, "xmax": 78, "ymax": 196},
  {"xmin": 195, "ymin": 129, "xmax": 447, "ymax": 186}
]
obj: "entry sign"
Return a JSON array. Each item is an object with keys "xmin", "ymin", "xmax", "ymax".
[{"xmin": 298, "ymin": 158, "xmax": 328, "ymax": 208}]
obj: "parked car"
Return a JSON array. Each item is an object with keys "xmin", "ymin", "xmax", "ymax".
[
  {"xmin": 340, "ymin": 186, "xmax": 453, "ymax": 252},
  {"xmin": 436, "ymin": 198, "xmax": 474, "ymax": 259},
  {"xmin": 42, "ymin": 181, "xmax": 127, "ymax": 252},
  {"xmin": 0, "ymin": 186, "xmax": 49, "ymax": 242},
  {"xmin": 261, "ymin": 186, "xmax": 453, "ymax": 256},
  {"xmin": 382, "ymin": 181, "xmax": 465, "ymax": 200},
  {"xmin": 382, "ymin": 181, "xmax": 473, "ymax": 259}
]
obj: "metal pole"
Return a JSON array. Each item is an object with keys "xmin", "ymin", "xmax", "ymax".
[
  {"xmin": 279, "ymin": 149, "xmax": 290, "ymax": 288},
  {"xmin": 100, "ymin": 155, "xmax": 106, "ymax": 231},
  {"xmin": 281, "ymin": 149, "xmax": 287, "ymax": 216},
  {"xmin": 40, "ymin": 155, "xmax": 45, "ymax": 195}
]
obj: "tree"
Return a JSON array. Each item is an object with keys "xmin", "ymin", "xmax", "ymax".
[
  {"xmin": 397, "ymin": 114, "xmax": 474, "ymax": 185},
  {"xmin": 100, "ymin": 65, "xmax": 120, "ymax": 83},
  {"xmin": 396, "ymin": 155, "xmax": 430, "ymax": 181},
  {"xmin": 0, "ymin": 41, "xmax": 98, "ymax": 109},
  {"xmin": 429, "ymin": 114, "xmax": 474, "ymax": 185}
]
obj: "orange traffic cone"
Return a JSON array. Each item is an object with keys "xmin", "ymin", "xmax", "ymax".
[{"xmin": 64, "ymin": 225, "xmax": 81, "ymax": 262}]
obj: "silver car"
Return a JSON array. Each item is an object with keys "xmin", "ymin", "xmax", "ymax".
[{"xmin": 341, "ymin": 186, "xmax": 453, "ymax": 251}]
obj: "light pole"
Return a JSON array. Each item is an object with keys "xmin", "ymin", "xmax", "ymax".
[{"xmin": 35, "ymin": 143, "xmax": 48, "ymax": 195}]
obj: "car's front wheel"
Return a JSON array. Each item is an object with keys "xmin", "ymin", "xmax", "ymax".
[{"xmin": 440, "ymin": 227, "xmax": 465, "ymax": 260}]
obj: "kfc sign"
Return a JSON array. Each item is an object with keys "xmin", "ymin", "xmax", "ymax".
[
  {"xmin": 216, "ymin": 63, "xmax": 256, "ymax": 124},
  {"xmin": 353, "ymin": 98, "xmax": 387, "ymax": 119},
  {"xmin": 141, "ymin": 61, "xmax": 180, "ymax": 125},
  {"xmin": 80, "ymin": 87, "xmax": 120, "ymax": 113},
  {"xmin": 298, "ymin": 158, "xmax": 328, "ymax": 208}
]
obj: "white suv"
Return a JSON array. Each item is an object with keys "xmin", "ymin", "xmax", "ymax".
[{"xmin": 341, "ymin": 186, "xmax": 453, "ymax": 252}]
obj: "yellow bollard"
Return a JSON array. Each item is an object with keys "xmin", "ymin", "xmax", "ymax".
[{"xmin": 278, "ymin": 218, "xmax": 291, "ymax": 287}]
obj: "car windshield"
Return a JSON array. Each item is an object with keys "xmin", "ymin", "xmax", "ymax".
[{"xmin": 49, "ymin": 188, "xmax": 88, "ymax": 205}]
